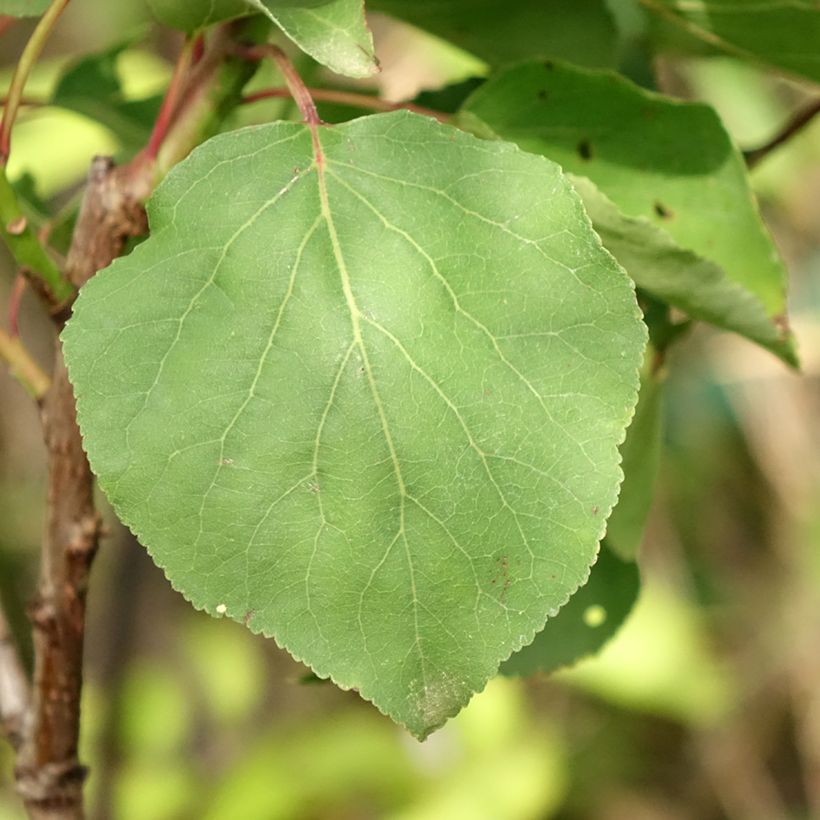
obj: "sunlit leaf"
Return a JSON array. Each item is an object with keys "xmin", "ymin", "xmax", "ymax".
[
  {"xmin": 246, "ymin": 0, "xmax": 378, "ymax": 78},
  {"xmin": 461, "ymin": 61, "xmax": 796, "ymax": 364},
  {"xmin": 63, "ymin": 111, "xmax": 645, "ymax": 738}
]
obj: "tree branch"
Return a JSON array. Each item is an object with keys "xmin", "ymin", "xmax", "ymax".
[
  {"xmin": 0, "ymin": 592, "xmax": 29, "ymax": 750},
  {"xmin": 745, "ymin": 97, "xmax": 820, "ymax": 169}
]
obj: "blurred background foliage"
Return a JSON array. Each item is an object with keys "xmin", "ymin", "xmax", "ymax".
[{"xmin": 1, "ymin": 0, "xmax": 819, "ymax": 817}]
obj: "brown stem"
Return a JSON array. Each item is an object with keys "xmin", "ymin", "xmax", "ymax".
[
  {"xmin": 745, "ymin": 97, "xmax": 820, "ymax": 169},
  {"xmin": 242, "ymin": 86, "xmax": 450, "ymax": 122},
  {"xmin": 0, "ymin": 592, "xmax": 29, "ymax": 750},
  {"xmin": 12, "ymin": 156, "xmax": 148, "ymax": 820}
]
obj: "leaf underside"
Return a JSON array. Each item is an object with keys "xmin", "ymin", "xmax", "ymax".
[
  {"xmin": 247, "ymin": 0, "xmax": 378, "ymax": 79},
  {"xmin": 64, "ymin": 111, "xmax": 645, "ymax": 738}
]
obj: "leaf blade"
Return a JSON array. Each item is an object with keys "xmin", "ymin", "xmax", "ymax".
[
  {"xmin": 63, "ymin": 112, "xmax": 645, "ymax": 737},
  {"xmin": 247, "ymin": 0, "xmax": 378, "ymax": 78}
]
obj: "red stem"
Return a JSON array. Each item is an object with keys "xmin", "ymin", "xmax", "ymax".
[
  {"xmin": 238, "ymin": 45, "xmax": 320, "ymax": 126},
  {"xmin": 146, "ymin": 37, "xmax": 196, "ymax": 160},
  {"xmin": 242, "ymin": 86, "xmax": 450, "ymax": 122},
  {"xmin": 7, "ymin": 272, "xmax": 26, "ymax": 337}
]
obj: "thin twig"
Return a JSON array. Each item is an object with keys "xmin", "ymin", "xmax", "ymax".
[
  {"xmin": 8, "ymin": 272, "xmax": 27, "ymax": 337},
  {"xmin": 242, "ymin": 86, "xmax": 450, "ymax": 122},
  {"xmin": 0, "ymin": 327, "xmax": 50, "ymax": 400},
  {"xmin": 745, "ymin": 97, "xmax": 820, "ymax": 168},
  {"xmin": 0, "ymin": 592, "xmax": 29, "ymax": 750},
  {"xmin": 146, "ymin": 36, "xmax": 197, "ymax": 160},
  {"xmin": 0, "ymin": 0, "xmax": 71, "ymax": 163}
]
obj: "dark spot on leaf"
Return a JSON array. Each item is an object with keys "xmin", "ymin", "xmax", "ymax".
[
  {"xmin": 654, "ymin": 201, "xmax": 673, "ymax": 219},
  {"xmin": 537, "ymin": 89, "xmax": 548, "ymax": 101},
  {"xmin": 243, "ymin": 610, "xmax": 255, "ymax": 626},
  {"xmin": 543, "ymin": 60, "xmax": 554, "ymax": 70},
  {"xmin": 577, "ymin": 139, "xmax": 593, "ymax": 161}
]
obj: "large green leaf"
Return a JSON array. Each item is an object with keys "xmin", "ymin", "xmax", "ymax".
[
  {"xmin": 246, "ymin": 0, "xmax": 378, "ymax": 78},
  {"xmin": 370, "ymin": 0, "xmax": 617, "ymax": 68},
  {"xmin": 642, "ymin": 0, "xmax": 820, "ymax": 85},
  {"xmin": 461, "ymin": 61, "xmax": 795, "ymax": 364},
  {"xmin": 63, "ymin": 111, "xmax": 645, "ymax": 738},
  {"xmin": 502, "ymin": 544, "xmax": 640, "ymax": 676},
  {"xmin": 0, "ymin": 0, "xmax": 48, "ymax": 16}
]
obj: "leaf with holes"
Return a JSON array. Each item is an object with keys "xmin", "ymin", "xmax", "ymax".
[
  {"xmin": 642, "ymin": 0, "xmax": 820, "ymax": 85},
  {"xmin": 63, "ymin": 111, "xmax": 645, "ymax": 738},
  {"xmin": 0, "ymin": 0, "xmax": 48, "ymax": 15},
  {"xmin": 461, "ymin": 61, "xmax": 796, "ymax": 365}
]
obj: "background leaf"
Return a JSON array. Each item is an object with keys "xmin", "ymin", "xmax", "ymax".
[
  {"xmin": 570, "ymin": 175, "xmax": 794, "ymax": 364},
  {"xmin": 146, "ymin": 0, "xmax": 251, "ymax": 31},
  {"xmin": 604, "ymin": 364, "xmax": 663, "ymax": 561},
  {"xmin": 461, "ymin": 61, "xmax": 795, "ymax": 364},
  {"xmin": 63, "ymin": 111, "xmax": 645, "ymax": 738},
  {"xmin": 246, "ymin": 0, "xmax": 378, "ymax": 78},
  {"xmin": 50, "ymin": 45, "xmax": 162, "ymax": 150},
  {"xmin": 0, "ymin": 0, "xmax": 48, "ymax": 16},
  {"xmin": 370, "ymin": 0, "xmax": 617, "ymax": 68},
  {"xmin": 501, "ymin": 545, "xmax": 640, "ymax": 676},
  {"xmin": 641, "ymin": 0, "xmax": 820, "ymax": 85}
]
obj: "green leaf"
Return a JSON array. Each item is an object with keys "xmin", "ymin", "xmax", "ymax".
[
  {"xmin": 370, "ymin": 0, "xmax": 617, "ymax": 68},
  {"xmin": 642, "ymin": 0, "xmax": 820, "ymax": 84},
  {"xmin": 51, "ymin": 46, "xmax": 162, "ymax": 150},
  {"xmin": 569, "ymin": 175, "xmax": 794, "ymax": 364},
  {"xmin": 501, "ymin": 544, "xmax": 640, "ymax": 676},
  {"xmin": 146, "ymin": 0, "xmax": 251, "ymax": 31},
  {"xmin": 461, "ymin": 61, "xmax": 795, "ymax": 364},
  {"xmin": 605, "ymin": 364, "xmax": 663, "ymax": 561},
  {"xmin": 0, "ymin": 0, "xmax": 48, "ymax": 16},
  {"xmin": 246, "ymin": 0, "xmax": 378, "ymax": 78},
  {"xmin": 63, "ymin": 111, "xmax": 645, "ymax": 738}
]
